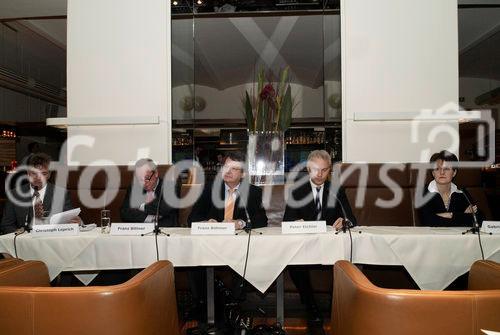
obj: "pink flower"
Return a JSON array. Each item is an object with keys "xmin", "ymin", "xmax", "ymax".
[{"xmin": 259, "ymin": 84, "xmax": 276, "ymax": 101}]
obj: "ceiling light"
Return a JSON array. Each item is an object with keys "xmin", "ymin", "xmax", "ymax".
[
  {"xmin": 172, "ymin": 0, "xmax": 178, "ymax": 5},
  {"xmin": 197, "ymin": 0, "xmax": 203, "ymax": 5}
]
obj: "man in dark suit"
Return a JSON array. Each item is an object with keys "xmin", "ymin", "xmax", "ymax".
[
  {"xmin": 120, "ymin": 158, "xmax": 179, "ymax": 227},
  {"xmin": 0, "ymin": 153, "xmax": 78, "ymax": 235},
  {"xmin": 283, "ymin": 150, "xmax": 356, "ymax": 335},
  {"xmin": 187, "ymin": 152, "xmax": 268, "ymax": 323},
  {"xmin": 188, "ymin": 152, "xmax": 267, "ymax": 229}
]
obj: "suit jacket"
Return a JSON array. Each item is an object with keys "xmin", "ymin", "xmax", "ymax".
[
  {"xmin": 0, "ymin": 183, "xmax": 73, "ymax": 235},
  {"xmin": 283, "ymin": 180, "xmax": 357, "ymax": 226},
  {"xmin": 187, "ymin": 181, "xmax": 268, "ymax": 229},
  {"xmin": 120, "ymin": 178, "xmax": 179, "ymax": 227},
  {"xmin": 418, "ymin": 187, "xmax": 482, "ymax": 227}
]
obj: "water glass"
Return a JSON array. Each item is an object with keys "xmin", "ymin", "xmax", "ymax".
[{"xmin": 100, "ymin": 210, "xmax": 111, "ymax": 233}]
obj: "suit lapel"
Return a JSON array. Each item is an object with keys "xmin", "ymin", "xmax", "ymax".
[{"xmin": 43, "ymin": 183, "xmax": 54, "ymax": 213}]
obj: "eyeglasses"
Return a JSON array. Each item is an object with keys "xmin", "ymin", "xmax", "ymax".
[
  {"xmin": 144, "ymin": 170, "xmax": 157, "ymax": 182},
  {"xmin": 309, "ymin": 167, "xmax": 330, "ymax": 174}
]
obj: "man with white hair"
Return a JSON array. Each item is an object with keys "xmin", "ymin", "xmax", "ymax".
[{"xmin": 283, "ymin": 150, "xmax": 356, "ymax": 334}]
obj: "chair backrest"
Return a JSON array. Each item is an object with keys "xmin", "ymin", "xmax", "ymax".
[
  {"xmin": 62, "ymin": 165, "xmax": 173, "ymax": 224},
  {"xmin": 0, "ymin": 260, "xmax": 180, "ymax": 335},
  {"xmin": 340, "ymin": 163, "xmax": 415, "ymax": 226},
  {"xmin": 0, "ymin": 258, "xmax": 23, "ymax": 272},
  {"xmin": 0, "ymin": 260, "xmax": 50, "ymax": 287},
  {"xmin": 469, "ymin": 260, "xmax": 500, "ymax": 291},
  {"xmin": 332, "ymin": 260, "xmax": 500, "ymax": 335}
]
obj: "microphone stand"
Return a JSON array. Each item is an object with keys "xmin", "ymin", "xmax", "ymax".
[
  {"xmin": 141, "ymin": 178, "xmax": 169, "ymax": 262},
  {"xmin": 460, "ymin": 189, "xmax": 485, "ymax": 260},
  {"xmin": 25, "ymin": 185, "xmax": 39, "ymax": 233}
]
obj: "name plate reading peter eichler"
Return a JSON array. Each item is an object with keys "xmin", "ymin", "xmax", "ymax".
[
  {"xmin": 281, "ymin": 221, "xmax": 327, "ymax": 234},
  {"xmin": 191, "ymin": 222, "xmax": 235, "ymax": 235}
]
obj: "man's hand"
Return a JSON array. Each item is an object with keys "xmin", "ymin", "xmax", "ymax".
[
  {"xmin": 333, "ymin": 217, "xmax": 344, "ymax": 230},
  {"xmin": 208, "ymin": 218, "xmax": 218, "ymax": 223},
  {"xmin": 69, "ymin": 216, "xmax": 82, "ymax": 224},
  {"xmin": 437, "ymin": 212, "xmax": 453, "ymax": 219},
  {"xmin": 464, "ymin": 205, "xmax": 477, "ymax": 214}
]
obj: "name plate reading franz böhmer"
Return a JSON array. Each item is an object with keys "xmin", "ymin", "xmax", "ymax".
[
  {"xmin": 191, "ymin": 222, "xmax": 235, "ymax": 235},
  {"xmin": 31, "ymin": 224, "xmax": 79, "ymax": 237},
  {"xmin": 110, "ymin": 223, "xmax": 155, "ymax": 236},
  {"xmin": 281, "ymin": 221, "xmax": 327, "ymax": 234}
]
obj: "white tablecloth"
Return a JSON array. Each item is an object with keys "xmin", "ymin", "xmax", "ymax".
[{"xmin": 1, "ymin": 226, "xmax": 499, "ymax": 292}]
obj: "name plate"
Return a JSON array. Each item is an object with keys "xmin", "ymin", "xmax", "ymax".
[
  {"xmin": 481, "ymin": 221, "xmax": 500, "ymax": 234},
  {"xmin": 31, "ymin": 224, "xmax": 79, "ymax": 237},
  {"xmin": 191, "ymin": 222, "xmax": 235, "ymax": 235},
  {"xmin": 282, "ymin": 221, "xmax": 327, "ymax": 234},
  {"xmin": 110, "ymin": 223, "xmax": 155, "ymax": 236}
]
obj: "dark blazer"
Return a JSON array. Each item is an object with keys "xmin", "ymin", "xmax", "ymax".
[
  {"xmin": 418, "ymin": 188, "xmax": 482, "ymax": 227},
  {"xmin": 187, "ymin": 181, "xmax": 268, "ymax": 229},
  {"xmin": 0, "ymin": 183, "xmax": 73, "ymax": 235},
  {"xmin": 283, "ymin": 180, "xmax": 357, "ymax": 226},
  {"xmin": 120, "ymin": 178, "xmax": 179, "ymax": 227}
]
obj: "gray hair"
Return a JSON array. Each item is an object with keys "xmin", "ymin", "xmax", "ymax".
[{"xmin": 307, "ymin": 150, "xmax": 331, "ymax": 164}]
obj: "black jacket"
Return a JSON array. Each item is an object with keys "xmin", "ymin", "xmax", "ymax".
[
  {"xmin": 120, "ymin": 178, "xmax": 179, "ymax": 227},
  {"xmin": 187, "ymin": 181, "xmax": 268, "ymax": 229},
  {"xmin": 283, "ymin": 180, "xmax": 357, "ymax": 226},
  {"xmin": 0, "ymin": 183, "xmax": 73, "ymax": 235},
  {"xmin": 418, "ymin": 187, "xmax": 482, "ymax": 227}
]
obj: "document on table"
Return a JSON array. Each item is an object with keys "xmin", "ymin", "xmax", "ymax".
[{"xmin": 49, "ymin": 208, "xmax": 81, "ymax": 224}]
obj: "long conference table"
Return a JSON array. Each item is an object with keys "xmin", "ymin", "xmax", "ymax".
[{"xmin": 1, "ymin": 226, "xmax": 500, "ymax": 324}]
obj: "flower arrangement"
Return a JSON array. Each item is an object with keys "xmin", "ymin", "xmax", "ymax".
[{"xmin": 244, "ymin": 67, "xmax": 294, "ymax": 132}]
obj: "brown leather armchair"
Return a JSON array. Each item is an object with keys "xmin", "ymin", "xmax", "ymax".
[
  {"xmin": 332, "ymin": 260, "xmax": 500, "ymax": 335},
  {"xmin": 468, "ymin": 260, "xmax": 500, "ymax": 291},
  {"xmin": 0, "ymin": 258, "xmax": 22, "ymax": 272},
  {"xmin": 0, "ymin": 260, "xmax": 180, "ymax": 335}
]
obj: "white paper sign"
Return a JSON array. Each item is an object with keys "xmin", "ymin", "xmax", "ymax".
[
  {"xmin": 110, "ymin": 223, "xmax": 155, "ymax": 236},
  {"xmin": 191, "ymin": 222, "xmax": 235, "ymax": 235},
  {"xmin": 481, "ymin": 221, "xmax": 500, "ymax": 235},
  {"xmin": 49, "ymin": 208, "xmax": 81, "ymax": 225},
  {"xmin": 31, "ymin": 224, "xmax": 79, "ymax": 237},
  {"xmin": 281, "ymin": 221, "xmax": 327, "ymax": 234}
]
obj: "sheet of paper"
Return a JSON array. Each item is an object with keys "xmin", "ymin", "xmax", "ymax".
[{"xmin": 49, "ymin": 208, "xmax": 81, "ymax": 225}]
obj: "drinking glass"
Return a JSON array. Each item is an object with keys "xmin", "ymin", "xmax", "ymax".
[{"xmin": 100, "ymin": 210, "xmax": 111, "ymax": 233}]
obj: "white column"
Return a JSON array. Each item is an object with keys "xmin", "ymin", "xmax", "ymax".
[
  {"xmin": 66, "ymin": 0, "xmax": 171, "ymax": 165},
  {"xmin": 341, "ymin": 0, "xmax": 459, "ymax": 162}
]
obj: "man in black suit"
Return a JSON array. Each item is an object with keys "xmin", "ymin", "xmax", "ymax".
[
  {"xmin": 283, "ymin": 150, "xmax": 356, "ymax": 334},
  {"xmin": 187, "ymin": 152, "xmax": 268, "ymax": 324},
  {"xmin": 0, "ymin": 153, "xmax": 78, "ymax": 235},
  {"xmin": 188, "ymin": 152, "xmax": 268, "ymax": 229},
  {"xmin": 120, "ymin": 158, "xmax": 179, "ymax": 227}
]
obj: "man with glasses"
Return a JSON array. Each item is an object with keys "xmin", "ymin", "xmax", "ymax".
[
  {"xmin": 188, "ymin": 151, "xmax": 268, "ymax": 229},
  {"xmin": 0, "ymin": 153, "xmax": 78, "ymax": 235},
  {"xmin": 283, "ymin": 150, "xmax": 356, "ymax": 335},
  {"xmin": 186, "ymin": 152, "xmax": 268, "ymax": 326},
  {"xmin": 120, "ymin": 158, "xmax": 179, "ymax": 227}
]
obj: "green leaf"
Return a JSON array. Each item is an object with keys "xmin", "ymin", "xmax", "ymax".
[
  {"xmin": 278, "ymin": 66, "xmax": 289, "ymax": 99},
  {"xmin": 279, "ymin": 86, "xmax": 292, "ymax": 131},
  {"xmin": 244, "ymin": 91, "xmax": 254, "ymax": 131}
]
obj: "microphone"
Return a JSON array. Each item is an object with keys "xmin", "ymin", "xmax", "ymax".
[
  {"xmin": 460, "ymin": 188, "xmax": 479, "ymax": 232},
  {"xmin": 328, "ymin": 188, "xmax": 353, "ymax": 234},
  {"xmin": 234, "ymin": 189, "xmax": 262, "ymax": 235},
  {"xmin": 25, "ymin": 185, "xmax": 39, "ymax": 233},
  {"xmin": 460, "ymin": 187, "xmax": 485, "ymax": 260}
]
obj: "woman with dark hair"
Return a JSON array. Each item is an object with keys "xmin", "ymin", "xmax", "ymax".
[{"xmin": 418, "ymin": 150, "xmax": 481, "ymax": 227}]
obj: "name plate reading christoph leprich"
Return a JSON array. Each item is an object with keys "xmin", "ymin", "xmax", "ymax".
[
  {"xmin": 31, "ymin": 224, "xmax": 79, "ymax": 237},
  {"xmin": 191, "ymin": 222, "xmax": 235, "ymax": 235},
  {"xmin": 281, "ymin": 221, "xmax": 327, "ymax": 234},
  {"xmin": 110, "ymin": 223, "xmax": 155, "ymax": 236}
]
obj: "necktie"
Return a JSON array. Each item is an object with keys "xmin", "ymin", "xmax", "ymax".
[
  {"xmin": 34, "ymin": 190, "xmax": 44, "ymax": 219},
  {"xmin": 224, "ymin": 188, "xmax": 236, "ymax": 221},
  {"xmin": 315, "ymin": 187, "xmax": 322, "ymax": 220},
  {"xmin": 146, "ymin": 190, "xmax": 155, "ymax": 203}
]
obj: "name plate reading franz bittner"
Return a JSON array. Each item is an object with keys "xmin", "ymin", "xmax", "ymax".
[
  {"xmin": 31, "ymin": 224, "xmax": 79, "ymax": 237},
  {"xmin": 191, "ymin": 222, "xmax": 235, "ymax": 235},
  {"xmin": 110, "ymin": 223, "xmax": 155, "ymax": 236},
  {"xmin": 281, "ymin": 221, "xmax": 327, "ymax": 234},
  {"xmin": 481, "ymin": 221, "xmax": 500, "ymax": 234}
]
